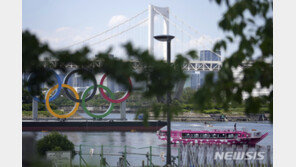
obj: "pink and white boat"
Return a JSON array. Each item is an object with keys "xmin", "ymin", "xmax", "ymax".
[{"xmin": 157, "ymin": 129, "xmax": 268, "ymax": 146}]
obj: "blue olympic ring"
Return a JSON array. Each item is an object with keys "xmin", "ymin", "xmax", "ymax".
[{"xmin": 27, "ymin": 69, "xmax": 62, "ymax": 103}]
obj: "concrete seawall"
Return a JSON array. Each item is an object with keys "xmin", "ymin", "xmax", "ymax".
[{"xmin": 22, "ymin": 119, "xmax": 167, "ymax": 132}]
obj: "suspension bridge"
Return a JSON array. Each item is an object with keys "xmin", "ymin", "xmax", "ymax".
[{"xmin": 57, "ymin": 4, "xmax": 222, "ymax": 72}]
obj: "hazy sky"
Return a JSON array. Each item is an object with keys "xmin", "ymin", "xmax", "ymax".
[{"xmin": 23, "ymin": 0, "xmax": 229, "ymax": 59}]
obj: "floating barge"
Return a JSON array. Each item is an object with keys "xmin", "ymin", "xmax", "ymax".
[{"xmin": 22, "ymin": 119, "xmax": 166, "ymax": 132}]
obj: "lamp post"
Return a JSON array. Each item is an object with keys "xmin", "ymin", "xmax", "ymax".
[{"xmin": 154, "ymin": 35, "xmax": 174, "ymax": 166}]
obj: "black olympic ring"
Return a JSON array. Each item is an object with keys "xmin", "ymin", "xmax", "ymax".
[{"xmin": 63, "ymin": 68, "xmax": 97, "ymax": 102}]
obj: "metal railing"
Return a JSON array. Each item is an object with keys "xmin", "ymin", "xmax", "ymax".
[
  {"xmin": 76, "ymin": 144, "xmax": 272, "ymax": 167},
  {"xmin": 77, "ymin": 144, "xmax": 179, "ymax": 167}
]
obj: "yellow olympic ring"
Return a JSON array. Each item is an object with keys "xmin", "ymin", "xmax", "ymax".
[{"xmin": 45, "ymin": 84, "xmax": 80, "ymax": 119}]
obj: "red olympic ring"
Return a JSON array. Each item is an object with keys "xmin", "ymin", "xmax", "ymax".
[{"xmin": 99, "ymin": 74, "xmax": 132, "ymax": 103}]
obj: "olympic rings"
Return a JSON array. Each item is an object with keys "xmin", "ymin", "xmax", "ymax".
[
  {"xmin": 63, "ymin": 68, "xmax": 97, "ymax": 102},
  {"xmin": 25, "ymin": 68, "xmax": 133, "ymax": 119},
  {"xmin": 99, "ymin": 74, "xmax": 132, "ymax": 103},
  {"xmin": 27, "ymin": 69, "xmax": 62, "ymax": 103},
  {"xmin": 45, "ymin": 84, "xmax": 80, "ymax": 119},
  {"xmin": 81, "ymin": 85, "xmax": 114, "ymax": 119}
]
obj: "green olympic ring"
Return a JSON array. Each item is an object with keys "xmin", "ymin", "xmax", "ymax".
[{"xmin": 81, "ymin": 85, "xmax": 114, "ymax": 119}]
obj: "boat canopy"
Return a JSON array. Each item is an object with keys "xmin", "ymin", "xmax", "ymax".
[{"xmin": 182, "ymin": 133, "xmax": 237, "ymax": 139}]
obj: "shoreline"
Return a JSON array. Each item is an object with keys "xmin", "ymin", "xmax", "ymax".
[{"xmin": 22, "ymin": 110, "xmax": 270, "ymax": 122}]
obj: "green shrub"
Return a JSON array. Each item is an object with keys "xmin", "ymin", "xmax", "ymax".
[
  {"xmin": 36, "ymin": 132, "xmax": 75, "ymax": 157},
  {"xmin": 22, "ymin": 103, "xmax": 57, "ymax": 111},
  {"xmin": 23, "ymin": 110, "xmax": 67, "ymax": 117},
  {"xmin": 22, "ymin": 110, "xmax": 32, "ymax": 116},
  {"xmin": 181, "ymin": 104, "xmax": 194, "ymax": 110},
  {"xmin": 22, "ymin": 103, "xmax": 32, "ymax": 111},
  {"xmin": 202, "ymin": 109, "xmax": 222, "ymax": 114}
]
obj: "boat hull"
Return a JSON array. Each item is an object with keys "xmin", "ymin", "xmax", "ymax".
[{"xmin": 157, "ymin": 130, "xmax": 268, "ymax": 146}]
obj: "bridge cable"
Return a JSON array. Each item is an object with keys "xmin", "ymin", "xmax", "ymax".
[
  {"xmin": 153, "ymin": 7, "xmax": 200, "ymax": 51},
  {"xmin": 61, "ymin": 9, "xmax": 148, "ymax": 50},
  {"xmin": 171, "ymin": 13, "xmax": 200, "ymax": 36},
  {"xmin": 89, "ymin": 18, "xmax": 148, "ymax": 47},
  {"xmin": 172, "ymin": 12, "xmax": 220, "ymax": 56},
  {"xmin": 154, "ymin": 7, "xmax": 222, "ymax": 58}
]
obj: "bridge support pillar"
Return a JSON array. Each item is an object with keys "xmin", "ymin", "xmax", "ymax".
[
  {"xmin": 148, "ymin": 4, "xmax": 169, "ymax": 61},
  {"xmin": 32, "ymin": 99, "xmax": 38, "ymax": 120},
  {"xmin": 120, "ymin": 101, "xmax": 127, "ymax": 120},
  {"xmin": 148, "ymin": 4, "xmax": 154, "ymax": 55}
]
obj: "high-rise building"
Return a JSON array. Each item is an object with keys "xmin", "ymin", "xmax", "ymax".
[
  {"xmin": 184, "ymin": 50, "xmax": 221, "ymax": 90},
  {"xmin": 184, "ymin": 71, "xmax": 200, "ymax": 90},
  {"xmin": 199, "ymin": 50, "xmax": 221, "ymax": 61},
  {"xmin": 191, "ymin": 72, "xmax": 200, "ymax": 90}
]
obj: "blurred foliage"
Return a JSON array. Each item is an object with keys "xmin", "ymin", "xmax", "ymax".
[
  {"xmin": 136, "ymin": 100, "xmax": 183, "ymax": 125},
  {"xmin": 23, "ymin": 135, "xmax": 51, "ymax": 167},
  {"xmin": 22, "ymin": 88, "xmax": 58, "ymax": 111},
  {"xmin": 22, "ymin": 30, "xmax": 197, "ymax": 121},
  {"xmin": 36, "ymin": 132, "xmax": 75, "ymax": 157},
  {"xmin": 22, "ymin": 88, "xmax": 32, "ymax": 103},
  {"xmin": 23, "ymin": 30, "xmax": 197, "ymax": 99},
  {"xmin": 193, "ymin": 0, "xmax": 273, "ymax": 121},
  {"xmin": 22, "ymin": 0, "xmax": 273, "ymax": 122}
]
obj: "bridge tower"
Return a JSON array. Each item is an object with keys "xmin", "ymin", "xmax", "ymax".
[{"xmin": 148, "ymin": 5, "xmax": 169, "ymax": 60}]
